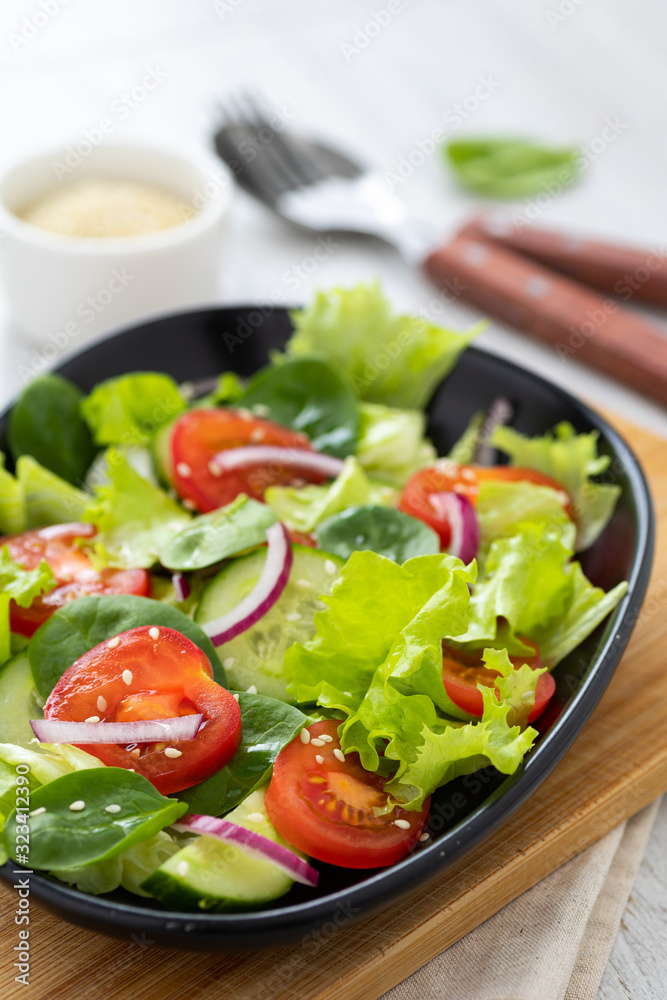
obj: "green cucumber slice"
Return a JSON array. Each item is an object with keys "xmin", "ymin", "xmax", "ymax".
[
  {"xmin": 195, "ymin": 545, "xmax": 343, "ymax": 701},
  {"xmin": 141, "ymin": 789, "xmax": 298, "ymax": 911},
  {"xmin": 0, "ymin": 652, "xmax": 43, "ymax": 747}
]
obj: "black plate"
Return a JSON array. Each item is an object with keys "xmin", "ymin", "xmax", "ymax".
[{"xmin": 0, "ymin": 306, "xmax": 655, "ymax": 951}]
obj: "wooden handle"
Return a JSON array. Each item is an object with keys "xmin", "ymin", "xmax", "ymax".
[
  {"xmin": 424, "ymin": 234, "xmax": 667, "ymax": 405},
  {"xmin": 459, "ymin": 217, "xmax": 667, "ymax": 307}
]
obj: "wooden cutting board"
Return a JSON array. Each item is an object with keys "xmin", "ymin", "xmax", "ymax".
[{"xmin": 1, "ymin": 412, "xmax": 665, "ymax": 1000}]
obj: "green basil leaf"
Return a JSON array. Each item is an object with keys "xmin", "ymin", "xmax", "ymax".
[
  {"xmin": 174, "ymin": 692, "xmax": 307, "ymax": 816},
  {"xmin": 159, "ymin": 495, "xmax": 277, "ymax": 571},
  {"xmin": 28, "ymin": 594, "xmax": 226, "ymax": 699},
  {"xmin": 316, "ymin": 505, "xmax": 440, "ymax": 563},
  {"xmin": 8, "ymin": 375, "xmax": 96, "ymax": 485},
  {"xmin": 237, "ymin": 356, "xmax": 360, "ymax": 458},
  {"xmin": 444, "ymin": 138, "xmax": 579, "ymax": 199},
  {"xmin": 3, "ymin": 768, "xmax": 186, "ymax": 870}
]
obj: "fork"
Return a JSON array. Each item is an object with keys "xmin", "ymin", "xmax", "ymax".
[
  {"xmin": 214, "ymin": 92, "xmax": 438, "ymax": 265},
  {"xmin": 213, "ymin": 93, "xmax": 667, "ymax": 405}
]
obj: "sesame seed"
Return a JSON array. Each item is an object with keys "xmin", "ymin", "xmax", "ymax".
[
  {"xmin": 521, "ymin": 690, "xmax": 534, "ymax": 702},
  {"xmin": 107, "ymin": 637, "xmax": 120, "ymax": 650},
  {"xmin": 310, "ymin": 738, "xmax": 325, "ymax": 747},
  {"xmin": 84, "ymin": 715, "xmax": 100, "ymax": 724},
  {"xmin": 324, "ymin": 559, "xmax": 337, "ymax": 576},
  {"xmin": 296, "ymin": 578, "xmax": 311, "ymax": 589},
  {"xmin": 164, "ymin": 748, "xmax": 182, "ymax": 758},
  {"xmin": 149, "ymin": 627, "xmax": 160, "ymax": 641},
  {"xmin": 105, "ymin": 804, "xmax": 122, "ymax": 814},
  {"xmin": 251, "ymin": 403, "xmax": 269, "ymax": 417},
  {"xmin": 97, "ymin": 696, "xmax": 107, "ymax": 713},
  {"xmin": 233, "ymin": 693, "xmax": 239, "ymax": 702},
  {"xmin": 69, "ymin": 800, "xmax": 86, "ymax": 812},
  {"xmin": 223, "ymin": 657, "xmax": 235, "ymax": 669},
  {"xmin": 246, "ymin": 685, "xmax": 258, "ymax": 695},
  {"xmin": 130, "ymin": 748, "xmax": 141, "ymax": 758},
  {"xmin": 299, "ymin": 728, "xmax": 311, "ymax": 744},
  {"xmin": 246, "ymin": 812, "xmax": 264, "ymax": 823},
  {"xmin": 128, "ymin": 768, "xmax": 135, "ymax": 772},
  {"xmin": 286, "ymin": 612, "xmax": 301, "ymax": 622},
  {"xmin": 419, "ymin": 832, "xmax": 430, "ymax": 842},
  {"xmin": 176, "ymin": 462, "xmax": 191, "ymax": 477},
  {"xmin": 29, "ymin": 737, "xmax": 40, "ymax": 744},
  {"xmin": 182, "ymin": 499, "xmax": 197, "ymax": 511},
  {"xmin": 208, "ymin": 460, "xmax": 222, "ymax": 477},
  {"xmin": 176, "ymin": 861, "xmax": 190, "ymax": 877},
  {"xmin": 460, "ymin": 468, "xmax": 476, "ymax": 483},
  {"xmin": 237, "ymin": 407, "xmax": 253, "ymax": 420},
  {"xmin": 319, "ymin": 734, "xmax": 334, "ymax": 743},
  {"xmin": 122, "ymin": 669, "xmax": 133, "ymax": 685},
  {"xmin": 393, "ymin": 818, "xmax": 411, "ymax": 830},
  {"xmin": 29, "ymin": 807, "xmax": 46, "ymax": 817},
  {"xmin": 333, "ymin": 748, "xmax": 345, "ymax": 763},
  {"xmin": 315, "ymin": 754, "xmax": 324, "ymax": 765},
  {"xmin": 250, "ymin": 428, "xmax": 266, "ymax": 442}
]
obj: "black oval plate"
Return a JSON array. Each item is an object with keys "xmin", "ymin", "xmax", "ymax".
[{"xmin": 0, "ymin": 306, "xmax": 655, "ymax": 951}]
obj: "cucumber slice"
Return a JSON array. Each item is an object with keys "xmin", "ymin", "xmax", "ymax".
[
  {"xmin": 142, "ymin": 789, "xmax": 298, "ymax": 911},
  {"xmin": 195, "ymin": 545, "xmax": 343, "ymax": 701},
  {"xmin": 151, "ymin": 419, "xmax": 175, "ymax": 487},
  {"xmin": 0, "ymin": 652, "xmax": 43, "ymax": 747}
]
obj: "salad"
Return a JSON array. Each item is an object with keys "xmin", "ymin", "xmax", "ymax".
[{"xmin": 0, "ymin": 283, "xmax": 627, "ymax": 912}]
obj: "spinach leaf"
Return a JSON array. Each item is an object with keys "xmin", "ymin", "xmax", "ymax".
[
  {"xmin": 174, "ymin": 692, "xmax": 306, "ymax": 816},
  {"xmin": 444, "ymin": 138, "xmax": 579, "ymax": 200},
  {"xmin": 237, "ymin": 356, "xmax": 359, "ymax": 458},
  {"xmin": 28, "ymin": 594, "xmax": 226, "ymax": 699},
  {"xmin": 159, "ymin": 495, "xmax": 277, "ymax": 571},
  {"xmin": 3, "ymin": 767, "xmax": 186, "ymax": 870},
  {"xmin": 316, "ymin": 504, "xmax": 440, "ymax": 563},
  {"xmin": 8, "ymin": 375, "xmax": 96, "ymax": 485},
  {"xmin": 80, "ymin": 372, "xmax": 187, "ymax": 447}
]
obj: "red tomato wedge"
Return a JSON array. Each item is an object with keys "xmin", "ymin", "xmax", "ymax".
[
  {"xmin": 44, "ymin": 625, "xmax": 241, "ymax": 794},
  {"xmin": 441, "ymin": 639, "xmax": 555, "ymax": 723},
  {"xmin": 265, "ymin": 720, "xmax": 430, "ymax": 868},
  {"xmin": 399, "ymin": 462, "xmax": 571, "ymax": 548},
  {"xmin": 2, "ymin": 523, "xmax": 150, "ymax": 637},
  {"xmin": 169, "ymin": 408, "xmax": 322, "ymax": 512}
]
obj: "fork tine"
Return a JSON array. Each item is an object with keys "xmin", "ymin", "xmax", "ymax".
[
  {"xmin": 240, "ymin": 91, "xmax": 327, "ymax": 189},
  {"xmin": 215, "ymin": 96, "xmax": 290, "ymax": 203}
]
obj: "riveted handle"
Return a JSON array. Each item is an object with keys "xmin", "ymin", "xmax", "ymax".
[{"xmin": 424, "ymin": 234, "xmax": 667, "ymax": 405}]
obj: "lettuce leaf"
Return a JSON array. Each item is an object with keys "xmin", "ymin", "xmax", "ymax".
[
  {"xmin": 264, "ymin": 457, "xmax": 397, "ymax": 533},
  {"xmin": 492, "ymin": 422, "xmax": 620, "ymax": 550},
  {"xmin": 355, "ymin": 402, "xmax": 436, "ymax": 486},
  {"xmin": 81, "ymin": 372, "xmax": 187, "ymax": 447},
  {"xmin": 475, "ymin": 479, "xmax": 571, "ymax": 547},
  {"xmin": 52, "ymin": 830, "xmax": 179, "ymax": 896},
  {"xmin": 0, "ymin": 547, "xmax": 55, "ymax": 663},
  {"xmin": 0, "ymin": 454, "xmax": 88, "ymax": 534},
  {"xmin": 82, "ymin": 448, "xmax": 191, "ymax": 568},
  {"xmin": 287, "ymin": 283, "xmax": 483, "ymax": 409}
]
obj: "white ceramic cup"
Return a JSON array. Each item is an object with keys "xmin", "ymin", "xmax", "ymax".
[{"xmin": 0, "ymin": 142, "xmax": 233, "ymax": 350}]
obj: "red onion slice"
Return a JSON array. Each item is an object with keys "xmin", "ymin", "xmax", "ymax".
[
  {"xmin": 173, "ymin": 814, "xmax": 319, "ymax": 887},
  {"xmin": 428, "ymin": 491, "xmax": 480, "ymax": 564},
  {"xmin": 201, "ymin": 521, "xmax": 293, "ymax": 647},
  {"xmin": 209, "ymin": 445, "xmax": 344, "ymax": 479},
  {"xmin": 172, "ymin": 572, "xmax": 191, "ymax": 602},
  {"xmin": 30, "ymin": 714, "xmax": 203, "ymax": 745}
]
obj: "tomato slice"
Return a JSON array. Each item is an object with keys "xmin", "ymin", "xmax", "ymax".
[
  {"xmin": 265, "ymin": 720, "xmax": 429, "ymax": 868},
  {"xmin": 170, "ymin": 408, "xmax": 322, "ymax": 513},
  {"xmin": 44, "ymin": 625, "xmax": 241, "ymax": 794},
  {"xmin": 399, "ymin": 462, "xmax": 571, "ymax": 548},
  {"xmin": 441, "ymin": 639, "xmax": 555, "ymax": 723},
  {"xmin": 2, "ymin": 524, "xmax": 151, "ymax": 637}
]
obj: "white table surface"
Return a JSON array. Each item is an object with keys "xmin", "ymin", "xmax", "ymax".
[{"xmin": 0, "ymin": 1, "xmax": 665, "ymax": 996}]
